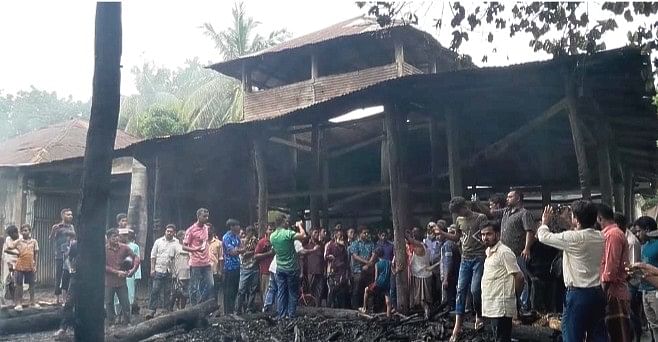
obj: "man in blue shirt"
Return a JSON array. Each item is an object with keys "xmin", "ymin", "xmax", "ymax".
[
  {"xmin": 348, "ymin": 226, "xmax": 375, "ymax": 309},
  {"xmin": 635, "ymin": 216, "xmax": 658, "ymax": 340},
  {"xmin": 222, "ymin": 219, "xmax": 243, "ymax": 314}
]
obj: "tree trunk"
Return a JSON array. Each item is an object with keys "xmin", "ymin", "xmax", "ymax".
[
  {"xmin": 0, "ymin": 310, "xmax": 61, "ymax": 335},
  {"xmin": 106, "ymin": 300, "xmax": 218, "ymax": 342},
  {"xmin": 384, "ymin": 104, "xmax": 410, "ymax": 313},
  {"xmin": 75, "ymin": 3, "xmax": 122, "ymax": 341}
]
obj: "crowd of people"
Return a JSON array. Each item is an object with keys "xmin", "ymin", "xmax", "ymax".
[{"xmin": 5, "ymin": 191, "xmax": 658, "ymax": 341}]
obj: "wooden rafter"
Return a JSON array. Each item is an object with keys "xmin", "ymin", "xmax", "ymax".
[{"xmin": 268, "ymin": 137, "xmax": 312, "ymax": 152}]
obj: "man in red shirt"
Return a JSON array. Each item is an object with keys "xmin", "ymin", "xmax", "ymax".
[
  {"xmin": 105, "ymin": 228, "xmax": 140, "ymax": 325},
  {"xmin": 305, "ymin": 227, "xmax": 326, "ymax": 306},
  {"xmin": 597, "ymin": 204, "xmax": 632, "ymax": 342},
  {"xmin": 254, "ymin": 224, "xmax": 274, "ymax": 306},
  {"xmin": 325, "ymin": 226, "xmax": 350, "ymax": 309},
  {"xmin": 183, "ymin": 208, "xmax": 214, "ymax": 305}
]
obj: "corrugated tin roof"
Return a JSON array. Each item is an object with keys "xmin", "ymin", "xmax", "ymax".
[
  {"xmin": 0, "ymin": 119, "xmax": 139, "ymax": 167},
  {"xmin": 242, "ymin": 16, "xmax": 399, "ymax": 58},
  {"xmin": 208, "ymin": 15, "xmax": 456, "ymax": 81}
]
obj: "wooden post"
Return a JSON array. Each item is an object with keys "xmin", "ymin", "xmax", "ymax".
[
  {"xmin": 565, "ymin": 77, "xmax": 591, "ymax": 199},
  {"xmin": 445, "ymin": 106, "xmax": 463, "ymax": 198},
  {"xmin": 429, "ymin": 116, "xmax": 442, "ymax": 219},
  {"xmin": 241, "ymin": 62, "xmax": 252, "ymax": 93},
  {"xmin": 75, "ymin": 3, "xmax": 121, "ymax": 341},
  {"xmin": 380, "ymin": 128, "xmax": 391, "ymax": 223},
  {"xmin": 309, "ymin": 124, "xmax": 322, "ymax": 229},
  {"xmin": 384, "ymin": 103, "xmax": 410, "ymax": 313},
  {"xmin": 311, "ymin": 52, "xmax": 319, "ymax": 80},
  {"xmin": 322, "ymin": 160, "xmax": 329, "ymax": 226},
  {"xmin": 596, "ymin": 124, "xmax": 613, "ymax": 207},
  {"xmin": 253, "ymin": 138, "xmax": 268, "ymax": 236},
  {"xmin": 613, "ymin": 182, "xmax": 624, "ymax": 213},
  {"xmin": 395, "ymin": 41, "xmax": 404, "ymax": 76},
  {"xmin": 128, "ymin": 158, "xmax": 148, "ymax": 250},
  {"xmin": 624, "ymin": 168, "xmax": 634, "ymax": 219}
]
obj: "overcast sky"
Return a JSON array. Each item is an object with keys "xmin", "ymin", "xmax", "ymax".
[{"xmin": 0, "ymin": 1, "xmax": 638, "ymax": 101}]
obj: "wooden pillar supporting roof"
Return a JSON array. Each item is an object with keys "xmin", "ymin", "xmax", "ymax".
[
  {"xmin": 445, "ymin": 106, "xmax": 463, "ymax": 198},
  {"xmin": 565, "ymin": 77, "xmax": 592, "ymax": 200},
  {"xmin": 309, "ymin": 124, "xmax": 322, "ymax": 229},
  {"xmin": 253, "ymin": 138, "xmax": 268, "ymax": 236},
  {"xmin": 429, "ymin": 116, "xmax": 442, "ymax": 219},
  {"xmin": 596, "ymin": 122, "xmax": 613, "ymax": 207},
  {"xmin": 384, "ymin": 103, "xmax": 410, "ymax": 313}
]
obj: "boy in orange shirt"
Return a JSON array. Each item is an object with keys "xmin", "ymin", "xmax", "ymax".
[{"xmin": 11, "ymin": 224, "xmax": 39, "ymax": 311}]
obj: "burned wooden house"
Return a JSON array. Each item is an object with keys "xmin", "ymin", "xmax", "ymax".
[
  {"xmin": 0, "ymin": 119, "xmax": 138, "ymax": 285},
  {"xmin": 121, "ymin": 17, "xmax": 657, "ymax": 307},
  {"xmin": 124, "ymin": 16, "xmax": 656, "ymax": 229}
]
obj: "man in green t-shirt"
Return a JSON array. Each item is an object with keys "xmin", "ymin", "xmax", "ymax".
[{"xmin": 269, "ymin": 214, "xmax": 307, "ymax": 319}]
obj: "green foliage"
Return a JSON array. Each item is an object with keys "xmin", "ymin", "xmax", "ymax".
[
  {"xmin": 0, "ymin": 87, "xmax": 90, "ymax": 140},
  {"xmin": 133, "ymin": 104, "xmax": 187, "ymax": 139},
  {"xmin": 201, "ymin": 1, "xmax": 291, "ymax": 60},
  {"xmin": 121, "ymin": 1, "xmax": 291, "ymax": 138},
  {"xmin": 360, "ymin": 2, "xmax": 658, "ymax": 66}
]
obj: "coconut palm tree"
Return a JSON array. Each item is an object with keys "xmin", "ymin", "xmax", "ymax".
[
  {"xmin": 184, "ymin": 1, "xmax": 290, "ymax": 129},
  {"xmin": 119, "ymin": 1, "xmax": 290, "ymax": 136}
]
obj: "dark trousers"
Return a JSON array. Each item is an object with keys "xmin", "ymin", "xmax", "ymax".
[
  {"xmin": 351, "ymin": 272, "xmax": 371, "ymax": 309},
  {"xmin": 562, "ymin": 287, "xmax": 606, "ymax": 342},
  {"xmin": 630, "ymin": 287, "xmax": 643, "ymax": 342},
  {"xmin": 105, "ymin": 285, "xmax": 130, "ymax": 324},
  {"xmin": 60, "ymin": 275, "xmax": 77, "ymax": 330},
  {"xmin": 308, "ymin": 274, "xmax": 326, "ymax": 305},
  {"xmin": 431, "ymin": 272, "xmax": 442, "ymax": 305},
  {"xmin": 530, "ymin": 277, "xmax": 552, "ymax": 313},
  {"xmin": 223, "ymin": 269, "xmax": 240, "ymax": 314},
  {"xmin": 55, "ymin": 259, "xmax": 64, "ymax": 296},
  {"xmin": 489, "ymin": 317, "xmax": 513, "ymax": 342},
  {"xmin": 149, "ymin": 272, "xmax": 172, "ymax": 312},
  {"xmin": 327, "ymin": 274, "xmax": 350, "ymax": 309}
]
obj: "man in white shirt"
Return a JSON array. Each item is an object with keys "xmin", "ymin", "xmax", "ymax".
[
  {"xmin": 480, "ymin": 221, "xmax": 524, "ymax": 342},
  {"xmin": 537, "ymin": 201, "xmax": 606, "ymax": 342},
  {"xmin": 147, "ymin": 225, "xmax": 178, "ymax": 318}
]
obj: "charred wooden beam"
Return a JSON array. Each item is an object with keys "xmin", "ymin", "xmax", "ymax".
[
  {"xmin": 270, "ymin": 184, "xmax": 390, "ymax": 200},
  {"xmin": 253, "ymin": 138, "xmax": 268, "ymax": 236},
  {"xmin": 328, "ymin": 134, "xmax": 384, "ymax": 159},
  {"xmin": 467, "ymin": 98, "xmax": 568, "ymax": 166},
  {"xmin": 395, "ymin": 40, "xmax": 404, "ymax": 77},
  {"xmin": 309, "ymin": 124, "xmax": 322, "ymax": 229},
  {"xmin": 624, "ymin": 168, "xmax": 635, "ymax": 219},
  {"xmin": 596, "ymin": 123, "xmax": 613, "ymax": 207},
  {"xmin": 445, "ymin": 106, "xmax": 462, "ymax": 197},
  {"xmin": 269, "ymin": 137, "xmax": 312, "ymax": 152},
  {"xmin": 429, "ymin": 116, "xmax": 442, "ymax": 218},
  {"xmin": 384, "ymin": 103, "xmax": 410, "ymax": 313},
  {"xmin": 566, "ymin": 78, "xmax": 592, "ymax": 199}
]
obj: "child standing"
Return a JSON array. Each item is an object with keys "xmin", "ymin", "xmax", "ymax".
[
  {"xmin": 359, "ymin": 248, "xmax": 393, "ymax": 317},
  {"xmin": 172, "ymin": 230, "xmax": 191, "ymax": 310},
  {"xmin": 11, "ymin": 224, "xmax": 39, "ymax": 311}
]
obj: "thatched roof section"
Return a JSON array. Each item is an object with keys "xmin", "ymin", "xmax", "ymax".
[{"xmin": 0, "ymin": 119, "xmax": 138, "ymax": 167}]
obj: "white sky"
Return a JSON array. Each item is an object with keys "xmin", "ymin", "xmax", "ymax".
[{"xmin": 0, "ymin": 1, "xmax": 642, "ymax": 101}]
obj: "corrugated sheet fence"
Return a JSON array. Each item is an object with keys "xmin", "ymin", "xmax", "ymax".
[{"xmin": 32, "ymin": 194, "xmax": 78, "ymax": 286}]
